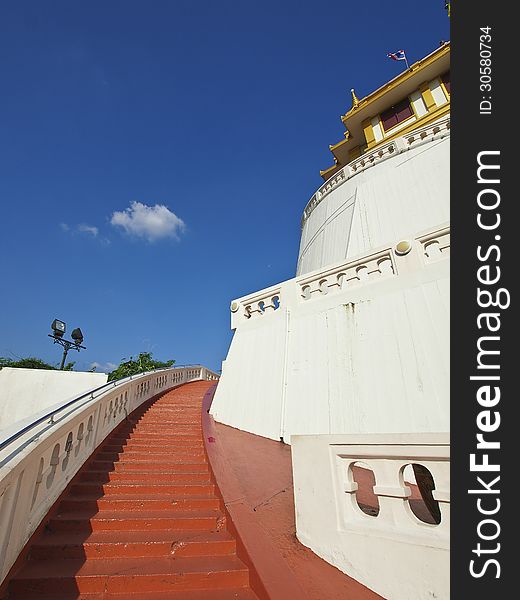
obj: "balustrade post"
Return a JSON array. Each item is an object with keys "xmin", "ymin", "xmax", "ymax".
[{"xmin": 371, "ymin": 460, "xmax": 413, "ymax": 529}]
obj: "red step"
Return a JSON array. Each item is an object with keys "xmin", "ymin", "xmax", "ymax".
[
  {"xmin": 89, "ymin": 460, "xmax": 209, "ymax": 472},
  {"xmin": 79, "ymin": 470, "xmax": 211, "ymax": 483},
  {"xmin": 28, "ymin": 590, "xmax": 259, "ymax": 600},
  {"xmin": 6, "ymin": 380, "xmax": 259, "ymax": 599},
  {"xmin": 9, "ymin": 555, "xmax": 249, "ymax": 594},
  {"xmin": 31, "ymin": 529, "xmax": 236, "ymax": 559},
  {"xmin": 48, "ymin": 509, "xmax": 221, "ymax": 532},
  {"xmin": 96, "ymin": 448, "xmax": 206, "ymax": 460},
  {"xmin": 124, "ymin": 433, "xmax": 202, "ymax": 441},
  {"xmin": 59, "ymin": 495, "xmax": 221, "ymax": 512},
  {"xmin": 102, "ymin": 441, "xmax": 205, "ymax": 451}
]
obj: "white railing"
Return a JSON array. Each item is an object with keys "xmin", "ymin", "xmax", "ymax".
[
  {"xmin": 230, "ymin": 284, "xmax": 282, "ymax": 322},
  {"xmin": 291, "ymin": 433, "xmax": 449, "ymax": 600},
  {"xmin": 0, "ymin": 365, "xmax": 219, "ymax": 585},
  {"xmin": 302, "ymin": 116, "xmax": 451, "ymax": 226},
  {"xmin": 298, "ymin": 248, "xmax": 395, "ymax": 300},
  {"xmin": 404, "ymin": 117, "xmax": 450, "ymax": 149},
  {"xmin": 416, "ymin": 225, "xmax": 451, "ymax": 263},
  {"xmin": 348, "ymin": 138, "xmax": 399, "ymax": 174},
  {"xmin": 230, "ymin": 223, "xmax": 450, "ymax": 328}
]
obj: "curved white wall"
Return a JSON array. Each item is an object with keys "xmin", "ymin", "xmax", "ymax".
[
  {"xmin": 297, "ymin": 130, "xmax": 449, "ymax": 275},
  {"xmin": 211, "ymin": 228, "xmax": 450, "ymax": 443},
  {"xmin": 0, "ymin": 368, "xmax": 108, "ymax": 431},
  {"xmin": 212, "ymin": 117, "xmax": 450, "ymax": 444}
]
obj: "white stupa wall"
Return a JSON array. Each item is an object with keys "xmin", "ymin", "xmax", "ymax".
[
  {"xmin": 298, "ymin": 123, "xmax": 450, "ymax": 275},
  {"xmin": 211, "ymin": 120, "xmax": 450, "ymax": 443}
]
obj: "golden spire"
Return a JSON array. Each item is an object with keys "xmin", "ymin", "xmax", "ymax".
[{"xmin": 350, "ymin": 88, "xmax": 360, "ymax": 109}]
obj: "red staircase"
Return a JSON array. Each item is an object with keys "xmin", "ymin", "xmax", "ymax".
[{"xmin": 5, "ymin": 381, "xmax": 259, "ymax": 600}]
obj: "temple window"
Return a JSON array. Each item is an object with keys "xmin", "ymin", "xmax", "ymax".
[{"xmin": 380, "ymin": 99, "xmax": 414, "ymax": 132}]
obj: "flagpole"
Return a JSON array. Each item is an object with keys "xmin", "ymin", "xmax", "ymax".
[{"xmin": 404, "ymin": 55, "xmax": 410, "ymax": 70}]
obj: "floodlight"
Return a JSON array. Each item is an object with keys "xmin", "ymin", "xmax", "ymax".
[
  {"xmin": 71, "ymin": 328, "xmax": 84, "ymax": 346},
  {"xmin": 51, "ymin": 319, "xmax": 66, "ymax": 338},
  {"xmin": 48, "ymin": 319, "xmax": 86, "ymax": 369}
]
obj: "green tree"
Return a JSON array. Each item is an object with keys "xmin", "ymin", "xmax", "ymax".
[
  {"xmin": 0, "ymin": 356, "xmax": 75, "ymax": 370},
  {"xmin": 107, "ymin": 352, "xmax": 175, "ymax": 382}
]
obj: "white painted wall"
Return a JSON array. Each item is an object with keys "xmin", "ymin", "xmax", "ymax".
[
  {"xmin": 211, "ymin": 115, "xmax": 450, "ymax": 594},
  {"xmin": 370, "ymin": 116, "xmax": 383, "ymax": 142},
  {"xmin": 298, "ymin": 120, "xmax": 450, "ymax": 275},
  {"xmin": 211, "ymin": 225, "xmax": 450, "ymax": 443},
  {"xmin": 410, "ymin": 90, "xmax": 428, "ymax": 117},
  {"xmin": 0, "ymin": 368, "xmax": 108, "ymax": 431},
  {"xmin": 292, "ymin": 433, "xmax": 450, "ymax": 600},
  {"xmin": 430, "ymin": 78, "xmax": 448, "ymax": 106}
]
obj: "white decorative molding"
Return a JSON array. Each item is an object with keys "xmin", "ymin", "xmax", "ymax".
[
  {"xmin": 292, "ymin": 433, "xmax": 450, "ymax": 600},
  {"xmin": 301, "ymin": 116, "xmax": 451, "ymax": 227},
  {"xmin": 349, "ymin": 139, "xmax": 398, "ymax": 174},
  {"xmin": 416, "ymin": 226, "xmax": 451, "ymax": 263},
  {"xmin": 405, "ymin": 117, "xmax": 451, "ymax": 149},
  {"xmin": 217, "ymin": 223, "xmax": 450, "ymax": 445},
  {"xmin": 240, "ymin": 287, "xmax": 282, "ymax": 320},
  {"xmin": 330, "ymin": 437, "xmax": 450, "ymax": 545},
  {"xmin": 298, "ymin": 249, "xmax": 395, "ymax": 301},
  {"xmin": 230, "ymin": 225, "xmax": 449, "ymax": 328}
]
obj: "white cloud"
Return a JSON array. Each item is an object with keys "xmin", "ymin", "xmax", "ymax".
[
  {"xmin": 90, "ymin": 361, "xmax": 117, "ymax": 373},
  {"xmin": 60, "ymin": 223, "xmax": 70, "ymax": 231},
  {"xmin": 78, "ymin": 224, "xmax": 99, "ymax": 237},
  {"xmin": 110, "ymin": 201, "xmax": 186, "ymax": 242}
]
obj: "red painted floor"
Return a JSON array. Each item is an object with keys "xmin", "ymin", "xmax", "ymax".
[
  {"xmin": 5, "ymin": 381, "xmax": 259, "ymax": 600},
  {"xmin": 4, "ymin": 380, "xmax": 425, "ymax": 599},
  {"xmin": 211, "ymin": 422, "xmax": 384, "ymax": 600}
]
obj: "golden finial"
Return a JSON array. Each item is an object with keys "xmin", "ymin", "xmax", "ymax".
[{"xmin": 350, "ymin": 88, "xmax": 360, "ymax": 109}]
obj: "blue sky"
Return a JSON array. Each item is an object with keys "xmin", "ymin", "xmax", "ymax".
[{"xmin": 0, "ymin": 1, "xmax": 449, "ymax": 373}]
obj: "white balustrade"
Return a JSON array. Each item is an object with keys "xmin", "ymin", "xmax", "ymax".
[
  {"xmin": 405, "ymin": 117, "xmax": 450, "ymax": 149},
  {"xmin": 298, "ymin": 249, "xmax": 396, "ymax": 300},
  {"xmin": 349, "ymin": 139, "xmax": 398, "ymax": 174},
  {"xmin": 233, "ymin": 286, "xmax": 282, "ymax": 321},
  {"xmin": 292, "ymin": 433, "xmax": 449, "ymax": 600},
  {"xmin": 0, "ymin": 365, "xmax": 219, "ymax": 585},
  {"xmin": 301, "ymin": 116, "xmax": 451, "ymax": 226},
  {"xmin": 317, "ymin": 169, "xmax": 348, "ymax": 198},
  {"xmin": 416, "ymin": 226, "xmax": 451, "ymax": 263},
  {"xmin": 230, "ymin": 224, "xmax": 450, "ymax": 329}
]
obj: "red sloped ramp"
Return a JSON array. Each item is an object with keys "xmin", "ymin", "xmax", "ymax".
[{"xmin": 4, "ymin": 380, "xmax": 259, "ymax": 600}]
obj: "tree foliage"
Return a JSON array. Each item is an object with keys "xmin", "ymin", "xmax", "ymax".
[
  {"xmin": 107, "ymin": 352, "xmax": 175, "ymax": 382},
  {"xmin": 0, "ymin": 357, "xmax": 75, "ymax": 370}
]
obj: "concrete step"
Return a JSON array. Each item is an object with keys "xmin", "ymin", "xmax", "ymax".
[
  {"xmin": 89, "ymin": 460, "xmax": 209, "ymax": 472},
  {"xmin": 31, "ymin": 528, "xmax": 236, "ymax": 560},
  {"xmin": 59, "ymin": 495, "xmax": 222, "ymax": 512},
  {"xmin": 71, "ymin": 482, "xmax": 216, "ymax": 496},
  {"xmin": 79, "ymin": 470, "xmax": 211, "ymax": 484},
  {"xmin": 48, "ymin": 509, "xmax": 222, "ymax": 532},
  {"xmin": 95, "ymin": 449, "xmax": 206, "ymax": 461},
  {"xmin": 101, "ymin": 441, "xmax": 205, "ymax": 452},
  {"xmin": 17, "ymin": 589, "xmax": 258, "ymax": 600},
  {"xmin": 6, "ymin": 380, "xmax": 258, "ymax": 600},
  {"xmin": 9, "ymin": 555, "xmax": 249, "ymax": 594}
]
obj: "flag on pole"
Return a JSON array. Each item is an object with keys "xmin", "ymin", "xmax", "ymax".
[
  {"xmin": 387, "ymin": 49, "xmax": 409, "ymax": 69},
  {"xmin": 387, "ymin": 50, "xmax": 406, "ymax": 61}
]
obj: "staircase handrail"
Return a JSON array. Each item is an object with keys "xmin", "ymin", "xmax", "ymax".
[{"xmin": 0, "ymin": 364, "xmax": 218, "ymax": 453}]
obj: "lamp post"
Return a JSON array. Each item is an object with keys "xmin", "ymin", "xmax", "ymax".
[{"xmin": 48, "ymin": 319, "xmax": 86, "ymax": 370}]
